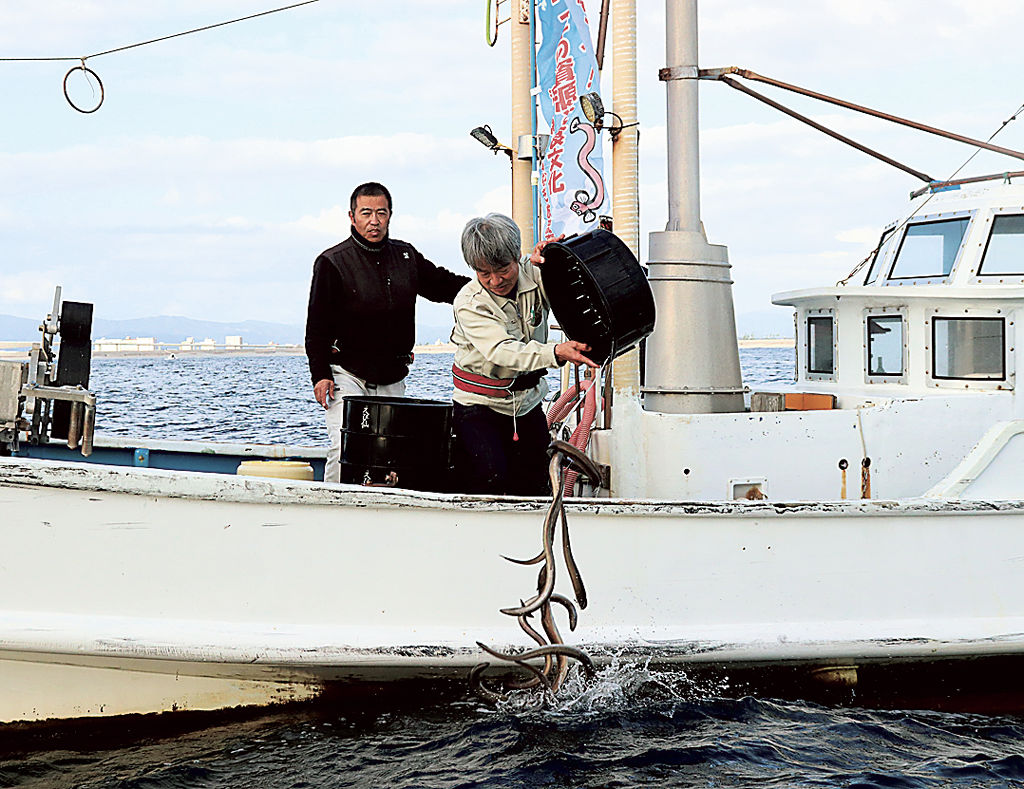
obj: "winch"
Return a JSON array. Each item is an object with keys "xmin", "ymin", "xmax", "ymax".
[{"xmin": 0, "ymin": 287, "xmax": 97, "ymax": 457}]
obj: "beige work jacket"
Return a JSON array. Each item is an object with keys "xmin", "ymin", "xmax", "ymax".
[{"xmin": 451, "ymin": 258, "xmax": 559, "ymax": 416}]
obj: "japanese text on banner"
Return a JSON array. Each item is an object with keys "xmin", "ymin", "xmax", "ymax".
[{"xmin": 536, "ymin": 0, "xmax": 606, "ymax": 239}]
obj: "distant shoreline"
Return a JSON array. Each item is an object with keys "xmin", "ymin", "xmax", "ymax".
[
  {"xmin": 0, "ymin": 338, "xmax": 794, "ymax": 361},
  {"xmin": 738, "ymin": 338, "xmax": 794, "ymax": 348}
]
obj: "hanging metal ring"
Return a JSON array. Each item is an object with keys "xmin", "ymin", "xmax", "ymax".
[{"xmin": 63, "ymin": 61, "xmax": 104, "ymax": 114}]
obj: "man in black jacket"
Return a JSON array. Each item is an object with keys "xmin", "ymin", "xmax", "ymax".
[{"xmin": 304, "ymin": 181, "xmax": 469, "ymax": 483}]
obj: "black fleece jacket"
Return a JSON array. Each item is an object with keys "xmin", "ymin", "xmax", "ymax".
[{"xmin": 304, "ymin": 231, "xmax": 469, "ymax": 386}]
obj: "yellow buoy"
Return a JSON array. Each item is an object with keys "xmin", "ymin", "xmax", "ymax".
[{"xmin": 236, "ymin": 460, "xmax": 314, "ymax": 481}]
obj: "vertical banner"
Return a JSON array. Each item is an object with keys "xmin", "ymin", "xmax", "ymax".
[{"xmin": 536, "ymin": 0, "xmax": 606, "ymax": 239}]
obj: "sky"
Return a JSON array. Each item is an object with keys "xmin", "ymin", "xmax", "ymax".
[{"xmin": 3, "ymin": 0, "xmax": 1024, "ymax": 336}]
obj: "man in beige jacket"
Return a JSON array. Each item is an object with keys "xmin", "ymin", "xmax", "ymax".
[{"xmin": 451, "ymin": 213, "xmax": 596, "ymax": 495}]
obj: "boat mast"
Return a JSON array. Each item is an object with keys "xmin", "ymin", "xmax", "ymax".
[
  {"xmin": 643, "ymin": 0, "xmax": 744, "ymax": 414},
  {"xmin": 511, "ymin": 0, "xmax": 535, "ymax": 253},
  {"xmin": 609, "ymin": 0, "xmax": 641, "ymax": 398}
]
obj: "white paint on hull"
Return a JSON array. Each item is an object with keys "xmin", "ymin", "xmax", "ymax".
[{"xmin": 5, "ymin": 456, "xmax": 1024, "ymax": 722}]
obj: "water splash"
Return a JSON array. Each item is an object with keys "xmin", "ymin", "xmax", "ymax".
[{"xmin": 488, "ymin": 653, "xmax": 732, "ymax": 718}]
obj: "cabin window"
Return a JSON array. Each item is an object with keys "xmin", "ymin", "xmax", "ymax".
[
  {"xmin": 888, "ymin": 218, "xmax": 969, "ymax": 280},
  {"xmin": 979, "ymin": 214, "xmax": 1024, "ymax": 275},
  {"xmin": 863, "ymin": 227, "xmax": 897, "ymax": 285},
  {"xmin": 807, "ymin": 316, "xmax": 834, "ymax": 375},
  {"xmin": 932, "ymin": 317, "xmax": 1005, "ymax": 380},
  {"xmin": 867, "ymin": 315, "xmax": 903, "ymax": 376}
]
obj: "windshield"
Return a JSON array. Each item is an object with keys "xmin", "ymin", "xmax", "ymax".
[
  {"xmin": 979, "ymin": 214, "xmax": 1024, "ymax": 275},
  {"xmin": 863, "ymin": 227, "xmax": 897, "ymax": 285},
  {"xmin": 888, "ymin": 218, "xmax": 969, "ymax": 280}
]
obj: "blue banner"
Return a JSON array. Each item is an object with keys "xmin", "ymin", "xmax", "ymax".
[{"xmin": 536, "ymin": 0, "xmax": 606, "ymax": 239}]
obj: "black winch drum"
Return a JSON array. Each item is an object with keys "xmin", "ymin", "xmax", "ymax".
[
  {"xmin": 542, "ymin": 228, "xmax": 655, "ymax": 365},
  {"xmin": 339, "ymin": 396, "xmax": 453, "ymax": 491}
]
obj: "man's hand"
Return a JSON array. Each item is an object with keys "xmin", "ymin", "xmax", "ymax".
[
  {"xmin": 313, "ymin": 378, "xmax": 335, "ymax": 409},
  {"xmin": 555, "ymin": 340, "xmax": 598, "ymax": 368},
  {"xmin": 529, "ymin": 234, "xmax": 565, "ymax": 266}
]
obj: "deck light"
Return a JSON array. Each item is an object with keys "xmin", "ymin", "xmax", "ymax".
[
  {"xmin": 578, "ymin": 92, "xmax": 639, "ymax": 141},
  {"xmin": 470, "ymin": 125, "xmax": 514, "ymax": 160},
  {"xmin": 579, "ymin": 92, "xmax": 605, "ymax": 132}
]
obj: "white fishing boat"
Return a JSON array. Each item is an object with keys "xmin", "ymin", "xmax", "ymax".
[{"xmin": 6, "ymin": 0, "xmax": 1024, "ymax": 725}]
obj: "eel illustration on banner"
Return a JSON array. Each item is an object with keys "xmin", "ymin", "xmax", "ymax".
[{"xmin": 537, "ymin": 0, "xmax": 606, "ymax": 238}]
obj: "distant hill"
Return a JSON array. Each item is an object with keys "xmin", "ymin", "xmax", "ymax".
[
  {"xmin": 1, "ymin": 310, "xmax": 794, "ymax": 347},
  {"xmin": 0, "ymin": 313, "xmax": 455, "ymax": 347},
  {"xmin": 0, "ymin": 315, "xmax": 41, "ymax": 341},
  {"xmin": 0, "ymin": 313, "xmax": 304, "ymax": 345},
  {"xmin": 92, "ymin": 317, "xmax": 306, "ymax": 346}
]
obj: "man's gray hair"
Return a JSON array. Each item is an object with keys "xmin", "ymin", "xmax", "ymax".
[{"xmin": 461, "ymin": 213, "xmax": 521, "ymax": 271}]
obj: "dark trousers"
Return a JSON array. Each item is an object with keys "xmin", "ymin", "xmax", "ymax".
[{"xmin": 452, "ymin": 403, "xmax": 550, "ymax": 496}]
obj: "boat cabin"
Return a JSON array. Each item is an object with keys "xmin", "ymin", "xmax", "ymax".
[
  {"xmin": 600, "ymin": 180, "xmax": 1024, "ymax": 504},
  {"xmin": 775, "ymin": 180, "xmax": 1024, "ymax": 398}
]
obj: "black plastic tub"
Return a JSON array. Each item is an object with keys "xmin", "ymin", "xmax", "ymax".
[
  {"xmin": 339, "ymin": 396, "xmax": 453, "ymax": 491},
  {"xmin": 541, "ymin": 228, "xmax": 655, "ymax": 365}
]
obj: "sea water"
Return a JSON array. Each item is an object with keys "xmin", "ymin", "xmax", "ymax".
[
  {"xmin": 6, "ymin": 348, "xmax": 1024, "ymax": 788},
  {"xmin": 86, "ymin": 348, "xmax": 795, "ymax": 444}
]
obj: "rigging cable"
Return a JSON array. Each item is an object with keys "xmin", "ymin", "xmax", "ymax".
[
  {"xmin": 0, "ymin": 0, "xmax": 320, "ymax": 112},
  {"xmin": 688, "ymin": 67, "xmax": 1024, "ymax": 286},
  {"xmin": 837, "ymin": 98, "xmax": 1024, "ymax": 285}
]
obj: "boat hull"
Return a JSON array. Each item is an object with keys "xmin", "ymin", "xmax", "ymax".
[{"xmin": 4, "ymin": 457, "xmax": 1024, "ymax": 722}]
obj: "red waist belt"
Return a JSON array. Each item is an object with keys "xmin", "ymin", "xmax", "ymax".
[{"xmin": 452, "ymin": 364, "xmax": 514, "ymax": 398}]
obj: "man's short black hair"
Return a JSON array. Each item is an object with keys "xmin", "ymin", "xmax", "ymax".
[{"xmin": 350, "ymin": 182, "xmax": 393, "ymax": 212}]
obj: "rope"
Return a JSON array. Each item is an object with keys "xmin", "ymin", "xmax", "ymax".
[
  {"xmin": 546, "ymin": 377, "xmax": 594, "ymax": 426},
  {"xmin": 561, "ymin": 378, "xmax": 599, "ymax": 496},
  {"xmin": 546, "ymin": 373, "xmax": 601, "ymax": 496}
]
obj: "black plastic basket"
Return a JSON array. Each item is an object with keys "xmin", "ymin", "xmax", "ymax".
[{"xmin": 541, "ymin": 229, "xmax": 655, "ymax": 365}]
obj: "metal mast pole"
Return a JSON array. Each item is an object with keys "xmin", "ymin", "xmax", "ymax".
[
  {"xmin": 642, "ymin": 0, "xmax": 744, "ymax": 414},
  {"xmin": 511, "ymin": 0, "xmax": 535, "ymax": 253},
  {"xmin": 665, "ymin": 0, "xmax": 701, "ymax": 232}
]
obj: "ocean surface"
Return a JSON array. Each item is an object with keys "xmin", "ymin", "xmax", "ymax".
[
  {"xmin": 85, "ymin": 347, "xmax": 795, "ymax": 445},
  {"xmin": 9, "ymin": 347, "xmax": 1024, "ymax": 788}
]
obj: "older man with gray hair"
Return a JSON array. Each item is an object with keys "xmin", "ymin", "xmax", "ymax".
[{"xmin": 451, "ymin": 213, "xmax": 596, "ymax": 495}]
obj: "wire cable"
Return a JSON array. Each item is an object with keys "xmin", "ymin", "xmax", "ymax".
[
  {"xmin": 0, "ymin": 0, "xmax": 319, "ymax": 63},
  {"xmin": 1, "ymin": 0, "xmax": 319, "ymax": 112},
  {"xmin": 838, "ymin": 97, "xmax": 1024, "ymax": 285},
  {"xmin": 945, "ymin": 100, "xmax": 1024, "ymax": 183}
]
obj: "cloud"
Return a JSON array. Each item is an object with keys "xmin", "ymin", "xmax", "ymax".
[
  {"xmin": 0, "ymin": 271, "xmax": 66, "ymax": 308},
  {"xmin": 4, "ymin": 0, "xmax": 1024, "ymax": 329},
  {"xmin": 287, "ymin": 206, "xmax": 349, "ymax": 238},
  {"xmin": 836, "ymin": 227, "xmax": 880, "ymax": 245}
]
